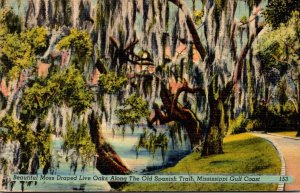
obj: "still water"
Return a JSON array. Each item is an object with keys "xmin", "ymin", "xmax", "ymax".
[{"xmin": 11, "ymin": 125, "xmax": 190, "ymax": 191}]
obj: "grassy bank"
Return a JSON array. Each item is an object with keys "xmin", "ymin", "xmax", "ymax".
[
  {"xmin": 272, "ymin": 131, "xmax": 299, "ymax": 138},
  {"xmin": 122, "ymin": 133, "xmax": 281, "ymax": 191}
]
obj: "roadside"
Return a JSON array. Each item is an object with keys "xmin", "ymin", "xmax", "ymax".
[
  {"xmin": 252, "ymin": 132, "xmax": 300, "ymax": 191},
  {"xmin": 267, "ymin": 131, "xmax": 300, "ymax": 140},
  {"xmin": 122, "ymin": 133, "xmax": 281, "ymax": 191}
]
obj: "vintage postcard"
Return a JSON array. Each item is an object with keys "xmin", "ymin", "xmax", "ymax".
[{"xmin": 0, "ymin": 0, "xmax": 299, "ymax": 192}]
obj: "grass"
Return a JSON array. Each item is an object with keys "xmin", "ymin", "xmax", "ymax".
[
  {"xmin": 272, "ymin": 131, "xmax": 299, "ymax": 138},
  {"xmin": 122, "ymin": 133, "xmax": 281, "ymax": 191}
]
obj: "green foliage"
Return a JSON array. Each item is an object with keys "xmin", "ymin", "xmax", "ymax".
[
  {"xmin": 0, "ymin": 27, "xmax": 48, "ymax": 79},
  {"xmin": 98, "ymin": 71, "xmax": 127, "ymax": 94},
  {"xmin": 0, "ymin": 115, "xmax": 52, "ymax": 173},
  {"xmin": 20, "ymin": 66, "xmax": 93, "ymax": 122},
  {"xmin": 253, "ymin": 102, "xmax": 298, "ymax": 132},
  {"xmin": 193, "ymin": 9, "xmax": 204, "ymax": 25},
  {"xmin": 20, "ymin": 79, "xmax": 55, "ymax": 122},
  {"xmin": 115, "ymin": 94, "xmax": 150, "ymax": 131},
  {"xmin": 56, "ymin": 29, "xmax": 92, "ymax": 67},
  {"xmin": 63, "ymin": 121, "xmax": 96, "ymax": 171},
  {"xmin": 0, "ymin": 115, "xmax": 25, "ymax": 142},
  {"xmin": 227, "ymin": 113, "xmax": 248, "ymax": 135},
  {"xmin": 264, "ymin": 0, "xmax": 300, "ymax": 28},
  {"xmin": 256, "ymin": 11, "xmax": 300, "ymax": 76},
  {"xmin": 245, "ymin": 120, "xmax": 261, "ymax": 132},
  {"xmin": 256, "ymin": 12, "xmax": 300, "ymax": 134},
  {"xmin": 50, "ymin": 66, "xmax": 94, "ymax": 113},
  {"xmin": 240, "ymin": 15, "xmax": 248, "ymax": 25},
  {"xmin": 215, "ymin": 0, "xmax": 227, "ymax": 13},
  {"xmin": 136, "ymin": 128, "xmax": 168, "ymax": 160},
  {"xmin": 0, "ymin": 7, "xmax": 21, "ymax": 34}
]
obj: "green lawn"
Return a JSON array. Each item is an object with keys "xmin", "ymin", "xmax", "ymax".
[
  {"xmin": 272, "ymin": 131, "xmax": 299, "ymax": 138},
  {"xmin": 122, "ymin": 133, "xmax": 281, "ymax": 191}
]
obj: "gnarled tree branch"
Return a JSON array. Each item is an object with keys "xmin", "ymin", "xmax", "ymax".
[
  {"xmin": 172, "ymin": 83, "xmax": 205, "ymax": 109},
  {"xmin": 148, "ymin": 81, "xmax": 205, "ymax": 147}
]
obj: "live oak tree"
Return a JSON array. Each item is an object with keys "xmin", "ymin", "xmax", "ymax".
[
  {"xmin": 2, "ymin": 0, "xmax": 297, "ymax": 191},
  {"xmin": 96, "ymin": 0, "xmax": 266, "ymax": 159},
  {"xmin": 0, "ymin": 25, "xmax": 94, "ymax": 190},
  {"xmin": 145, "ymin": 0, "xmax": 266, "ymax": 155},
  {"xmin": 256, "ymin": 11, "xmax": 300, "ymax": 136}
]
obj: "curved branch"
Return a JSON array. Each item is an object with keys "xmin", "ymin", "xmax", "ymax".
[
  {"xmin": 233, "ymin": 25, "xmax": 264, "ymax": 83},
  {"xmin": 148, "ymin": 81, "xmax": 203, "ymax": 147},
  {"xmin": 124, "ymin": 39, "xmax": 139, "ymax": 52},
  {"xmin": 238, "ymin": 8, "xmax": 264, "ymax": 28},
  {"xmin": 172, "ymin": 83, "xmax": 205, "ymax": 109},
  {"xmin": 109, "ymin": 37, "xmax": 119, "ymax": 49},
  {"xmin": 148, "ymin": 105, "xmax": 173, "ymax": 129},
  {"xmin": 230, "ymin": 23, "xmax": 237, "ymax": 61}
]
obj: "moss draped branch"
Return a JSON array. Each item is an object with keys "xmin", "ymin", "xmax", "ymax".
[{"xmin": 168, "ymin": 0, "xmax": 207, "ymax": 60}]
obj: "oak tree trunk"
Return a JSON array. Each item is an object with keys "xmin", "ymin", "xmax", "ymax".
[{"xmin": 88, "ymin": 112, "xmax": 131, "ymax": 189}]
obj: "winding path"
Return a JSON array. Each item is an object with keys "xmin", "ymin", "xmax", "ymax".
[{"xmin": 252, "ymin": 132, "xmax": 300, "ymax": 191}]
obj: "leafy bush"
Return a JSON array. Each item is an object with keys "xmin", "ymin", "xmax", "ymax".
[
  {"xmin": 115, "ymin": 94, "xmax": 150, "ymax": 132},
  {"xmin": 227, "ymin": 113, "xmax": 248, "ymax": 135},
  {"xmin": 98, "ymin": 71, "xmax": 127, "ymax": 94},
  {"xmin": 264, "ymin": 0, "xmax": 300, "ymax": 28},
  {"xmin": 253, "ymin": 102, "xmax": 298, "ymax": 132},
  {"xmin": 245, "ymin": 120, "xmax": 261, "ymax": 132}
]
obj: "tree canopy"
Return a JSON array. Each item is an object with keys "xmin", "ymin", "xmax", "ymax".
[
  {"xmin": 20, "ymin": 66, "xmax": 94, "ymax": 122},
  {"xmin": 0, "ymin": 27, "xmax": 48, "ymax": 79},
  {"xmin": 264, "ymin": 0, "xmax": 300, "ymax": 28}
]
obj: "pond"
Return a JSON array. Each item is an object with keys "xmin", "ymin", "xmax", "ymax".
[{"xmin": 11, "ymin": 125, "xmax": 191, "ymax": 191}]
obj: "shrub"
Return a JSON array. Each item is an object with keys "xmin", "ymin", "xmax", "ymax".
[
  {"xmin": 245, "ymin": 120, "xmax": 261, "ymax": 132},
  {"xmin": 227, "ymin": 113, "xmax": 248, "ymax": 135},
  {"xmin": 253, "ymin": 103, "xmax": 297, "ymax": 132}
]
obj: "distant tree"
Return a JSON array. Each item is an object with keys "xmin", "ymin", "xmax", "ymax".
[
  {"xmin": 264, "ymin": 0, "xmax": 300, "ymax": 28},
  {"xmin": 256, "ymin": 11, "xmax": 300, "ymax": 136}
]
